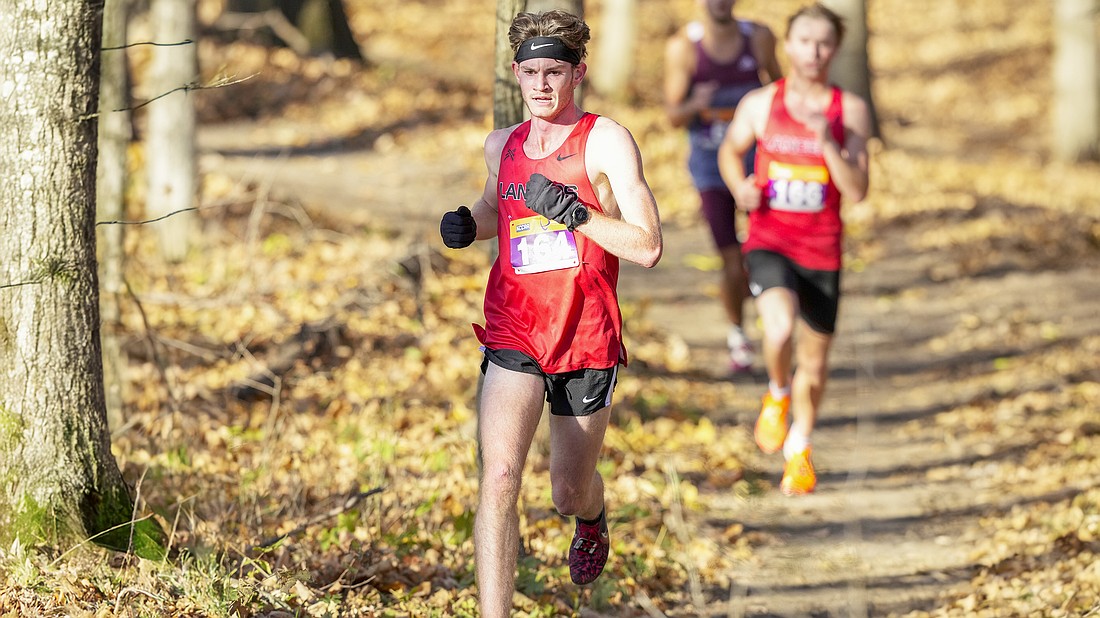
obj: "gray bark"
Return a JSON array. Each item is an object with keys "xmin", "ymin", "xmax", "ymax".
[
  {"xmin": 822, "ymin": 0, "xmax": 880, "ymax": 138},
  {"xmin": 0, "ymin": 0, "xmax": 164, "ymax": 557},
  {"xmin": 495, "ymin": 0, "xmax": 527, "ymax": 129},
  {"xmin": 1053, "ymin": 0, "xmax": 1099, "ymax": 162},
  {"xmin": 97, "ymin": 0, "xmax": 132, "ymax": 431},
  {"xmin": 146, "ymin": 0, "xmax": 199, "ymax": 262}
]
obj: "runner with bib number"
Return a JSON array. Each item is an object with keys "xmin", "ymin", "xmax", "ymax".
[{"xmin": 716, "ymin": 3, "xmax": 871, "ymax": 497}]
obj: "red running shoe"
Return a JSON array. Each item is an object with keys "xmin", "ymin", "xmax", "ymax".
[{"xmin": 569, "ymin": 508, "xmax": 609, "ymax": 585}]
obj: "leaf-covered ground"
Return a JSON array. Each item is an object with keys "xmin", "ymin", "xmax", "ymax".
[{"xmin": 3, "ymin": 0, "xmax": 1100, "ymax": 616}]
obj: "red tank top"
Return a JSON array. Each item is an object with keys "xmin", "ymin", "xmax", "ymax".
[
  {"xmin": 473, "ymin": 113, "xmax": 624, "ymax": 373},
  {"xmin": 746, "ymin": 79, "xmax": 846, "ymax": 270}
]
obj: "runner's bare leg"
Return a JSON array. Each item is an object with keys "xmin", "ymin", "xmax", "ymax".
[
  {"xmin": 719, "ymin": 244, "xmax": 750, "ymax": 327},
  {"xmin": 790, "ymin": 324, "xmax": 832, "ymax": 439},
  {"xmin": 475, "ymin": 363, "xmax": 545, "ymax": 618},
  {"xmin": 755, "ymin": 287, "xmax": 799, "ymax": 389},
  {"xmin": 549, "ymin": 406, "xmax": 611, "ymax": 520}
]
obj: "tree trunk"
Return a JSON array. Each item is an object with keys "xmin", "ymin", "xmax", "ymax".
[
  {"xmin": 588, "ymin": 0, "xmax": 635, "ymax": 101},
  {"xmin": 822, "ymin": 0, "xmax": 880, "ymax": 138},
  {"xmin": 494, "ymin": 0, "xmax": 527, "ymax": 129},
  {"xmin": 98, "ymin": 0, "xmax": 132, "ymax": 432},
  {"xmin": 526, "ymin": 0, "xmax": 583, "ymax": 17},
  {"xmin": 146, "ymin": 0, "xmax": 199, "ymax": 262},
  {"xmin": 0, "ymin": 0, "xmax": 165, "ymax": 559},
  {"xmin": 1053, "ymin": 0, "xmax": 1099, "ymax": 162}
]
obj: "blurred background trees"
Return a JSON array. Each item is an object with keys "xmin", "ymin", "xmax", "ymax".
[
  {"xmin": 217, "ymin": 0, "xmax": 365, "ymax": 60},
  {"xmin": 98, "ymin": 0, "xmax": 134, "ymax": 430},
  {"xmin": 1053, "ymin": 0, "xmax": 1099, "ymax": 162},
  {"xmin": 146, "ymin": 0, "xmax": 200, "ymax": 262}
]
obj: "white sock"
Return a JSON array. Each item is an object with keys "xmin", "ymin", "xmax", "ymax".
[
  {"xmin": 783, "ymin": 432, "xmax": 811, "ymax": 461},
  {"xmin": 768, "ymin": 381, "xmax": 791, "ymax": 399}
]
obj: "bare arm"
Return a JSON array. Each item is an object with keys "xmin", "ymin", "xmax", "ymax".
[
  {"xmin": 468, "ymin": 128, "xmax": 510, "ymax": 240},
  {"xmin": 718, "ymin": 85, "xmax": 771, "ymax": 211},
  {"xmin": 664, "ymin": 33, "xmax": 716, "ymax": 128},
  {"xmin": 814, "ymin": 92, "xmax": 871, "ymax": 202},
  {"xmin": 580, "ymin": 118, "xmax": 663, "ymax": 268},
  {"xmin": 749, "ymin": 24, "xmax": 783, "ymax": 84}
]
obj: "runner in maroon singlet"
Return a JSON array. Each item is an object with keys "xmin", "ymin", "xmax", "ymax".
[
  {"xmin": 438, "ymin": 9, "xmax": 662, "ymax": 616},
  {"xmin": 718, "ymin": 3, "xmax": 871, "ymax": 495},
  {"xmin": 665, "ymin": 0, "xmax": 781, "ymax": 373}
]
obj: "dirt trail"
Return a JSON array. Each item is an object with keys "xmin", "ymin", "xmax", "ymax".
[
  {"xmin": 630, "ymin": 215, "xmax": 1098, "ymax": 616},
  {"xmin": 619, "ymin": 223, "xmax": 980, "ymax": 617},
  {"xmin": 198, "ymin": 120, "xmax": 1098, "ymax": 617}
]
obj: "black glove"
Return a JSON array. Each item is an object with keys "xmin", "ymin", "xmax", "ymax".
[
  {"xmin": 440, "ymin": 205, "xmax": 476, "ymax": 248},
  {"xmin": 525, "ymin": 173, "xmax": 590, "ymax": 231}
]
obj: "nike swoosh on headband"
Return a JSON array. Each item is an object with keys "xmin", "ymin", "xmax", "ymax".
[{"xmin": 531, "ymin": 42, "xmax": 553, "ymax": 50}]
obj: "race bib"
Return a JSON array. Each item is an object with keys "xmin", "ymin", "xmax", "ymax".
[
  {"xmin": 509, "ymin": 215, "xmax": 580, "ymax": 274},
  {"xmin": 766, "ymin": 161, "xmax": 829, "ymax": 213}
]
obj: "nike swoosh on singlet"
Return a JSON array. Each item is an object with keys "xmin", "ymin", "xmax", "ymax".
[
  {"xmin": 556, "ymin": 153, "xmax": 577, "ymax": 161},
  {"xmin": 531, "ymin": 42, "xmax": 554, "ymax": 50}
]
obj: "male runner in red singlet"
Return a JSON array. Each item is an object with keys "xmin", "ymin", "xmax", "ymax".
[
  {"xmin": 664, "ymin": 0, "xmax": 781, "ymax": 374},
  {"xmin": 438, "ymin": 10, "xmax": 662, "ymax": 617},
  {"xmin": 718, "ymin": 3, "xmax": 870, "ymax": 495}
]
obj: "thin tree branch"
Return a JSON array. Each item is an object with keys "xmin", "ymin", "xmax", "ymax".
[
  {"xmin": 96, "ymin": 207, "xmax": 199, "ymax": 227},
  {"xmin": 102, "ymin": 39, "xmax": 194, "ymax": 51},
  {"xmin": 0, "ymin": 278, "xmax": 44, "ymax": 291},
  {"xmin": 251, "ymin": 487, "xmax": 385, "ymax": 551},
  {"xmin": 124, "ymin": 278, "xmax": 181, "ymax": 415},
  {"xmin": 80, "ymin": 73, "xmax": 258, "ymax": 120},
  {"xmin": 214, "ymin": 10, "xmax": 312, "ymax": 56}
]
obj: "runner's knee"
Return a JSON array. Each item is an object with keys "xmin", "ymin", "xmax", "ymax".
[
  {"xmin": 761, "ymin": 315, "xmax": 795, "ymax": 348},
  {"xmin": 479, "ymin": 463, "xmax": 524, "ymax": 507}
]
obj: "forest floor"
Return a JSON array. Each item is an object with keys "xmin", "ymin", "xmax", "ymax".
[
  {"xmin": 195, "ymin": 121, "xmax": 1100, "ymax": 617},
  {"xmin": 192, "ymin": 0, "xmax": 1100, "ymax": 608}
]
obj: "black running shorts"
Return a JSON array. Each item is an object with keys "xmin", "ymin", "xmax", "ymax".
[
  {"xmin": 745, "ymin": 249, "xmax": 841, "ymax": 334},
  {"xmin": 481, "ymin": 348, "xmax": 618, "ymax": 416}
]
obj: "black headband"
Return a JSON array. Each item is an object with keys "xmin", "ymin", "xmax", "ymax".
[{"xmin": 514, "ymin": 36, "xmax": 582, "ymax": 65}]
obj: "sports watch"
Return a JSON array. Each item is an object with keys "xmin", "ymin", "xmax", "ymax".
[{"xmin": 568, "ymin": 204, "xmax": 589, "ymax": 230}]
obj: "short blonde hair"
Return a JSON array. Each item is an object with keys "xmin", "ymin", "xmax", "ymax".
[{"xmin": 786, "ymin": 3, "xmax": 845, "ymax": 45}]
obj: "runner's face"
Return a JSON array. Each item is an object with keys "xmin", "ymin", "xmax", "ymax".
[
  {"xmin": 514, "ymin": 58, "xmax": 583, "ymax": 119},
  {"xmin": 702, "ymin": 0, "xmax": 735, "ymax": 24},
  {"xmin": 784, "ymin": 16, "xmax": 838, "ymax": 80}
]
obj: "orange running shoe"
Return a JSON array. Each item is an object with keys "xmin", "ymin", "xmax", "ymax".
[
  {"xmin": 753, "ymin": 393, "xmax": 790, "ymax": 454},
  {"xmin": 780, "ymin": 448, "xmax": 817, "ymax": 495}
]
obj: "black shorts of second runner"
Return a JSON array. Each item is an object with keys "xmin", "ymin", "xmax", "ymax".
[
  {"xmin": 745, "ymin": 249, "xmax": 841, "ymax": 334},
  {"xmin": 481, "ymin": 348, "xmax": 618, "ymax": 417}
]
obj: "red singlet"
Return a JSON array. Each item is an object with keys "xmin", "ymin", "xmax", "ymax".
[
  {"xmin": 747, "ymin": 79, "xmax": 846, "ymax": 271},
  {"xmin": 473, "ymin": 113, "xmax": 624, "ymax": 373}
]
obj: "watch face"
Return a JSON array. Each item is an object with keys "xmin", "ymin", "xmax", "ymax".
[{"xmin": 575, "ymin": 206, "xmax": 589, "ymax": 223}]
